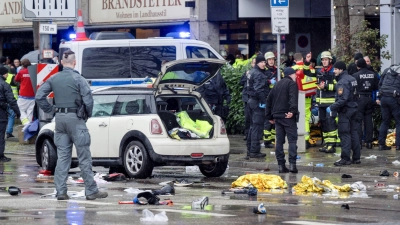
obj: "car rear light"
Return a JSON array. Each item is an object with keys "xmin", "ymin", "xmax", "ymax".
[
  {"xmin": 191, "ymin": 153, "xmax": 204, "ymax": 158},
  {"xmin": 220, "ymin": 118, "xmax": 227, "ymax": 135},
  {"xmin": 151, "ymin": 119, "xmax": 163, "ymax": 134}
]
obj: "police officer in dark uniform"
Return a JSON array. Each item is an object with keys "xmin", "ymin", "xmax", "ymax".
[
  {"xmin": 0, "ymin": 67, "xmax": 20, "ymax": 162},
  {"xmin": 327, "ymin": 61, "xmax": 360, "ymax": 166},
  {"xmin": 198, "ymin": 73, "xmax": 231, "ymax": 123},
  {"xmin": 377, "ymin": 64, "xmax": 400, "ymax": 151},
  {"xmin": 266, "ymin": 67, "xmax": 299, "ymax": 173},
  {"xmin": 347, "ymin": 52, "xmax": 363, "ymax": 75},
  {"xmin": 352, "ymin": 58, "xmax": 379, "ymax": 149},
  {"xmin": 245, "ymin": 55, "xmax": 269, "ymax": 159},
  {"xmin": 240, "ymin": 58, "xmax": 256, "ymax": 140},
  {"xmin": 36, "ymin": 50, "xmax": 108, "ymax": 201}
]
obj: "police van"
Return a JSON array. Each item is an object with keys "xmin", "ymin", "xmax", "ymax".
[{"xmin": 59, "ymin": 35, "xmax": 223, "ymax": 89}]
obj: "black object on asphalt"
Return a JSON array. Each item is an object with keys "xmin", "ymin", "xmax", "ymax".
[
  {"xmin": 248, "ymin": 187, "xmax": 258, "ymax": 196},
  {"xmin": 134, "ymin": 192, "xmax": 160, "ymax": 205},
  {"xmin": 380, "ymin": 170, "xmax": 390, "ymax": 176},
  {"xmin": 341, "ymin": 204, "xmax": 350, "ymax": 210},
  {"xmin": 341, "ymin": 174, "xmax": 352, "ymax": 178},
  {"xmin": 8, "ymin": 186, "xmax": 21, "ymax": 196}
]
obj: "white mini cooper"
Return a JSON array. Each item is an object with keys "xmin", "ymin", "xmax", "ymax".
[{"xmin": 35, "ymin": 59, "xmax": 230, "ymax": 178}]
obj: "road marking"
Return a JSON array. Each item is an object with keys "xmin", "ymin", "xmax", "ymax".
[
  {"xmin": 282, "ymin": 221, "xmax": 338, "ymax": 225},
  {"xmin": 41, "ymin": 199, "xmax": 112, "ymax": 205},
  {"xmin": 152, "ymin": 209, "xmax": 236, "ymax": 217}
]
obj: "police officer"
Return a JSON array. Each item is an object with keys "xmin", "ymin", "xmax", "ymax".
[
  {"xmin": 263, "ymin": 52, "xmax": 277, "ymax": 148},
  {"xmin": 377, "ymin": 64, "xmax": 400, "ymax": 151},
  {"xmin": 327, "ymin": 61, "xmax": 360, "ymax": 166},
  {"xmin": 198, "ymin": 72, "xmax": 231, "ymax": 123},
  {"xmin": 352, "ymin": 58, "xmax": 379, "ymax": 149},
  {"xmin": 240, "ymin": 57, "xmax": 256, "ymax": 140},
  {"xmin": 246, "ymin": 55, "xmax": 269, "ymax": 159},
  {"xmin": 316, "ymin": 51, "xmax": 338, "ymax": 153},
  {"xmin": 347, "ymin": 52, "xmax": 363, "ymax": 75},
  {"xmin": 0, "ymin": 67, "xmax": 20, "ymax": 162},
  {"xmin": 36, "ymin": 50, "xmax": 108, "ymax": 200},
  {"xmin": 266, "ymin": 67, "xmax": 299, "ymax": 173}
]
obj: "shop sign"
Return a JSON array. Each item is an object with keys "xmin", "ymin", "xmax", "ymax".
[
  {"xmin": 0, "ymin": 1, "xmax": 32, "ymax": 28},
  {"xmin": 89, "ymin": 0, "xmax": 190, "ymax": 23}
]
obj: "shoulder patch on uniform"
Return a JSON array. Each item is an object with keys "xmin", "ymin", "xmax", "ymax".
[{"xmin": 338, "ymin": 87, "xmax": 343, "ymax": 95}]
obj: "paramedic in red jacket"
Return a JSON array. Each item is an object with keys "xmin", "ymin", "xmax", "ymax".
[{"xmin": 15, "ymin": 59, "xmax": 35, "ymax": 128}]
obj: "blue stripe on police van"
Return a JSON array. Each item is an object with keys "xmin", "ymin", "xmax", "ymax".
[{"xmin": 91, "ymin": 80, "xmax": 145, "ymax": 86}]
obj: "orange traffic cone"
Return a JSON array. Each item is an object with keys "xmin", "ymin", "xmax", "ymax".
[{"xmin": 74, "ymin": 9, "xmax": 89, "ymax": 41}]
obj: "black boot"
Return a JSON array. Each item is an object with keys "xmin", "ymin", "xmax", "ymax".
[
  {"xmin": 379, "ymin": 145, "xmax": 391, "ymax": 151},
  {"xmin": 325, "ymin": 145, "xmax": 336, "ymax": 153},
  {"xmin": 264, "ymin": 141, "xmax": 275, "ymax": 148},
  {"xmin": 278, "ymin": 164, "xmax": 289, "ymax": 173},
  {"xmin": 366, "ymin": 143, "xmax": 372, "ymax": 149},
  {"xmin": 289, "ymin": 164, "xmax": 298, "ymax": 173}
]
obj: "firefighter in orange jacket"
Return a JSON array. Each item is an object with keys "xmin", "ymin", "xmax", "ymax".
[{"xmin": 292, "ymin": 52, "xmax": 317, "ymax": 149}]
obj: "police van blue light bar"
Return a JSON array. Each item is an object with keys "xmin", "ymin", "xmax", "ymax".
[
  {"xmin": 179, "ymin": 32, "xmax": 191, "ymax": 38},
  {"xmin": 69, "ymin": 33, "xmax": 76, "ymax": 39},
  {"xmin": 166, "ymin": 32, "xmax": 191, "ymax": 39}
]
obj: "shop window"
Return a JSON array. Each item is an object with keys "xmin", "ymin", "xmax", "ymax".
[
  {"xmin": 185, "ymin": 46, "xmax": 217, "ymax": 59},
  {"xmin": 130, "ymin": 46, "xmax": 176, "ymax": 78},
  {"xmin": 230, "ymin": 33, "xmax": 248, "ymax": 40}
]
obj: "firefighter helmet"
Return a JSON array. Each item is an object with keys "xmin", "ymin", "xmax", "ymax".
[
  {"xmin": 264, "ymin": 51, "xmax": 275, "ymax": 60},
  {"xmin": 280, "ymin": 54, "xmax": 288, "ymax": 61},
  {"xmin": 288, "ymin": 51, "xmax": 295, "ymax": 57},
  {"xmin": 320, "ymin": 51, "xmax": 333, "ymax": 59}
]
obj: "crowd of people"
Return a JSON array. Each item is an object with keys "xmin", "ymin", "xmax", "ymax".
[
  {"xmin": 226, "ymin": 49, "xmax": 400, "ymax": 172},
  {"xmin": 0, "ymin": 56, "xmax": 36, "ymax": 162}
]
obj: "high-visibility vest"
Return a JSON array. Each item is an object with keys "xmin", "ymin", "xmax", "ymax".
[
  {"xmin": 292, "ymin": 63, "xmax": 317, "ymax": 97},
  {"xmin": 5, "ymin": 73, "xmax": 18, "ymax": 100}
]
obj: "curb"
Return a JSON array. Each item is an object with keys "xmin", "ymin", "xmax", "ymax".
[{"xmin": 228, "ymin": 160, "xmax": 388, "ymax": 175}]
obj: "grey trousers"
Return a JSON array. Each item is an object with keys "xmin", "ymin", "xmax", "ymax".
[{"xmin": 54, "ymin": 112, "xmax": 98, "ymax": 196}]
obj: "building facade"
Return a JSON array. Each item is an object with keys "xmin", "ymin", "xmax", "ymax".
[{"xmin": 0, "ymin": 0, "xmax": 398, "ymax": 70}]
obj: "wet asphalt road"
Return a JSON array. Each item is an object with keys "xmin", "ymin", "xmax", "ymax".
[{"xmin": 1, "ymin": 152, "xmax": 400, "ymax": 225}]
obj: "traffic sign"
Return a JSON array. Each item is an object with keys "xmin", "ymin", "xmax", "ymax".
[
  {"xmin": 22, "ymin": 0, "xmax": 77, "ymax": 21},
  {"xmin": 39, "ymin": 24, "xmax": 57, "ymax": 34},
  {"xmin": 271, "ymin": 7, "xmax": 289, "ymax": 34},
  {"xmin": 271, "ymin": 0, "xmax": 289, "ymax": 7}
]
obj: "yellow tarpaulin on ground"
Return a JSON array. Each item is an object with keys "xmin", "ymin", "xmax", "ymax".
[
  {"xmin": 293, "ymin": 175, "xmax": 351, "ymax": 193},
  {"xmin": 231, "ymin": 174, "xmax": 288, "ymax": 190}
]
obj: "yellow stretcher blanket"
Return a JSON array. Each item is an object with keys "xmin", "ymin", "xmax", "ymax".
[
  {"xmin": 292, "ymin": 175, "xmax": 351, "ymax": 193},
  {"xmin": 231, "ymin": 174, "xmax": 288, "ymax": 190}
]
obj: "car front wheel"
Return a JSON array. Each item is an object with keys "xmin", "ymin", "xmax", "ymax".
[
  {"xmin": 41, "ymin": 139, "xmax": 57, "ymax": 174},
  {"xmin": 123, "ymin": 141, "xmax": 153, "ymax": 178},
  {"xmin": 199, "ymin": 161, "xmax": 228, "ymax": 177}
]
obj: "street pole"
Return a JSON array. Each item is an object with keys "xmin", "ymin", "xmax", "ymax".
[
  {"xmin": 277, "ymin": 34, "xmax": 281, "ymax": 81},
  {"xmin": 39, "ymin": 21, "xmax": 52, "ymax": 63}
]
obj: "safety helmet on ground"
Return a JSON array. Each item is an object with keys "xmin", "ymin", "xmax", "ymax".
[
  {"xmin": 320, "ymin": 51, "xmax": 333, "ymax": 59},
  {"xmin": 280, "ymin": 54, "xmax": 288, "ymax": 61},
  {"xmin": 288, "ymin": 52, "xmax": 295, "ymax": 57},
  {"xmin": 264, "ymin": 51, "xmax": 275, "ymax": 60}
]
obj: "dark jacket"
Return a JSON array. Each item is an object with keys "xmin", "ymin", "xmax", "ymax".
[
  {"xmin": 352, "ymin": 67, "xmax": 379, "ymax": 95},
  {"xmin": 240, "ymin": 71, "xmax": 249, "ymax": 102},
  {"xmin": 247, "ymin": 66, "xmax": 269, "ymax": 104},
  {"xmin": 347, "ymin": 63, "xmax": 358, "ymax": 75},
  {"xmin": 378, "ymin": 65, "xmax": 400, "ymax": 98},
  {"xmin": 36, "ymin": 67, "xmax": 93, "ymax": 117},
  {"xmin": 198, "ymin": 73, "xmax": 231, "ymax": 105},
  {"xmin": 316, "ymin": 65, "xmax": 336, "ymax": 106},
  {"xmin": 265, "ymin": 76, "xmax": 299, "ymax": 120},
  {"xmin": 329, "ymin": 71, "xmax": 358, "ymax": 112},
  {"xmin": 0, "ymin": 75, "xmax": 20, "ymax": 122}
]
